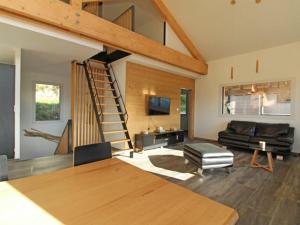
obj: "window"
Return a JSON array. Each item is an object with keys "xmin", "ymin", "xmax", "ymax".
[
  {"xmin": 180, "ymin": 94, "xmax": 187, "ymax": 114},
  {"xmin": 222, "ymin": 81, "xmax": 291, "ymax": 116},
  {"xmin": 35, "ymin": 83, "xmax": 61, "ymax": 121}
]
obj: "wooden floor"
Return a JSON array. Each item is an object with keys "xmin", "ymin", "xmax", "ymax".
[
  {"xmin": 147, "ymin": 140, "xmax": 300, "ymax": 225},
  {"xmin": 8, "ymin": 154, "xmax": 73, "ymax": 180},
  {"xmin": 6, "ymin": 140, "xmax": 300, "ymax": 225}
]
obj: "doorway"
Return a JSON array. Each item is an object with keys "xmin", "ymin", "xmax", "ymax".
[
  {"xmin": 180, "ymin": 89, "xmax": 190, "ymax": 136},
  {"xmin": 0, "ymin": 64, "xmax": 15, "ymax": 159}
]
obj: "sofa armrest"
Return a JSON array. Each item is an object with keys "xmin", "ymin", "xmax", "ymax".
[{"xmin": 277, "ymin": 127, "xmax": 294, "ymax": 144}]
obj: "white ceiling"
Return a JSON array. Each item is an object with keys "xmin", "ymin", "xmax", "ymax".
[
  {"xmin": 164, "ymin": 0, "xmax": 300, "ymax": 61},
  {"xmin": 0, "ymin": 14, "xmax": 102, "ymax": 73}
]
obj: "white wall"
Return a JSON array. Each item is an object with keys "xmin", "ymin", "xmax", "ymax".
[
  {"xmin": 195, "ymin": 41, "xmax": 300, "ymax": 153},
  {"xmin": 20, "ymin": 64, "xmax": 71, "ymax": 159},
  {"xmin": 165, "ymin": 23, "xmax": 191, "ymax": 57},
  {"xmin": 102, "ymin": 1, "xmax": 164, "ymax": 44}
]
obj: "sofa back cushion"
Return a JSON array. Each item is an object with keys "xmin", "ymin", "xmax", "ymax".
[
  {"xmin": 255, "ymin": 123, "xmax": 289, "ymax": 138},
  {"xmin": 228, "ymin": 121, "xmax": 256, "ymax": 136}
]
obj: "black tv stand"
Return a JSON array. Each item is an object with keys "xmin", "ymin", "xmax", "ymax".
[{"xmin": 134, "ymin": 130, "xmax": 185, "ymax": 151}]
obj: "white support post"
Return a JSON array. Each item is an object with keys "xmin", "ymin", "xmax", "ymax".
[{"xmin": 14, "ymin": 48, "xmax": 21, "ymax": 159}]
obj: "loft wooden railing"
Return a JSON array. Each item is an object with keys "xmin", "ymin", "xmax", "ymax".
[
  {"xmin": 82, "ymin": 1, "xmax": 102, "ymax": 17},
  {"xmin": 107, "ymin": 6, "xmax": 135, "ymax": 55},
  {"xmin": 113, "ymin": 6, "xmax": 135, "ymax": 32}
]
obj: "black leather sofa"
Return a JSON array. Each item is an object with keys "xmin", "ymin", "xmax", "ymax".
[{"xmin": 218, "ymin": 121, "xmax": 294, "ymax": 156}]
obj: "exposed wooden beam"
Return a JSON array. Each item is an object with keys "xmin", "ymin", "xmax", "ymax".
[
  {"xmin": 82, "ymin": 0, "xmax": 101, "ymax": 2},
  {"xmin": 82, "ymin": 0, "xmax": 120, "ymax": 2},
  {"xmin": 70, "ymin": 0, "xmax": 82, "ymax": 10},
  {"xmin": 0, "ymin": 0, "xmax": 207, "ymax": 74},
  {"xmin": 151, "ymin": 0, "xmax": 205, "ymax": 63}
]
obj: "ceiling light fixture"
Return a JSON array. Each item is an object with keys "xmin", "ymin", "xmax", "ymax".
[{"xmin": 230, "ymin": 0, "xmax": 262, "ymax": 5}]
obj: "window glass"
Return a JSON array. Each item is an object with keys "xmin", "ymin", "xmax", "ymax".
[
  {"xmin": 35, "ymin": 83, "xmax": 61, "ymax": 121},
  {"xmin": 180, "ymin": 94, "xmax": 187, "ymax": 114},
  {"xmin": 222, "ymin": 81, "xmax": 291, "ymax": 116}
]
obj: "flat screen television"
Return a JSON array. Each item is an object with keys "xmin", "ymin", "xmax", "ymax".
[{"xmin": 148, "ymin": 96, "xmax": 171, "ymax": 115}]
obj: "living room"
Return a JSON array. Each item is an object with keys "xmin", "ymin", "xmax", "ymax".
[{"xmin": 0, "ymin": 1, "xmax": 299, "ymax": 225}]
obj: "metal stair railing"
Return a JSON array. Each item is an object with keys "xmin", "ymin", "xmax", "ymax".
[
  {"xmin": 82, "ymin": 61, "xmax": 105, "ymax": 141},
  {"xmin": 106, "ymin": 63, "xmax": 129, "ymax": 123}
]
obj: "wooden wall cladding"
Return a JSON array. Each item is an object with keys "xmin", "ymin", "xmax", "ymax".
[{"xmin": 125, "ymin": 62, "xmax": 195, "ymax": 140}]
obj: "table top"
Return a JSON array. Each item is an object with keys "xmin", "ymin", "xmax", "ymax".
[
  {"xmin": 0, "ymin": 158, "xmax": 238, "ymax": 225},
  {"xmin": 249, "ymin": 144, "xmax": 274, "ymax": 152}
]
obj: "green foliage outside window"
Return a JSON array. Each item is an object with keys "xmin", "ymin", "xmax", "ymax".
[
  {"xmin": 180, "ymin": 94, "xmax": 187, "ymax": 114},
  {"xmin": 35, "ymin": 83, "xmax": 61, "ymax": 121}
]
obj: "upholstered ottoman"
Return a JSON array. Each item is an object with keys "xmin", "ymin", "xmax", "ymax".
[{"xmin": 184, "ymin": 143, "xmax": 234, "ymax": 176}]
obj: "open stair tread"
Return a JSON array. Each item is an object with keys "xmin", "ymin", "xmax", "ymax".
[
  {"xmin": 93, "ymin": 87, "xmax": 115, "ymax": 91},
  {"xmin": 90, "ymin": 72, "xmax": 110, "ymax": 76},
  {"xmin": 102, "ymin": 112, "xmax": 124, "ymax": 115},
  {"xmin": 97, "ymin": 103, "xmax": 120, "ymax": 106},
  {"xmin": 101, "ymin": 121, "xmax": 125, "ymax": 124},
  {"xmin": 111, "ymin": 139, "xmax": 131, "ymax": 144},
  {"xmin": 93, "ymin": 80, "xmax": 113, "ymax": 83},
  {"xmin": 104, "ymin": 130, "xmax": 128, "ymax": 134},
  {"xmin": 98, "ymin": 95, "xmax": 119, "ymax": 99}
]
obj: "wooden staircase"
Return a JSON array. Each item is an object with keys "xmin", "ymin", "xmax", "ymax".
[{"xmin": 82, "ymin": 60, "xmax": 134, "ymax": 157}]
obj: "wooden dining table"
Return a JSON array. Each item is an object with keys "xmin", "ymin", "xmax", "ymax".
[{"xmin": 0, "ymin": 158, "xmax": 238, "ymax": 225}]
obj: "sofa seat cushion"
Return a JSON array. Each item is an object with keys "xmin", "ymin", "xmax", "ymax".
[
  {"xmin": 218, "ymin": 138, "xmax": 250, "ymax": 148},
  {"xmin": 184, "ymin": 143, "xmax": 234, "ymax": 158},
  {"xmin": 219, "ymin": 131, "xmax": 250, "ymax": 142},
  {"xmin": 228, "ymin": 121, "xmax": 256, "ymax": 136},
  {"xmin": 255, "ymin": 123, "xmax": 289, "ymax": 138},
  {"xmin": 249, "ymin": 136, "xmax": 290, "ymax": 147}
]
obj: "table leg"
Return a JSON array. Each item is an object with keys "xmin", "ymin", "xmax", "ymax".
[
  {"xmin": 250, "ymin": 150, "xmax": 274, "ymax": 173},
  {"xmin": 267, "ymin": 152, "xmax": 273, "ymax": 173},
  {"xmin": 250, "ymin": 150, "xmax": 259, "ymax": 167}
]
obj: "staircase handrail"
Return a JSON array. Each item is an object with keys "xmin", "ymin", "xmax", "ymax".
[{"xmin": 107, "ymin": 63, "xmax": 129, "ymax": 123}]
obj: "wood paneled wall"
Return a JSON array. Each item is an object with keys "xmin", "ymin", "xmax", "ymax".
[{"xmin": 126, "ymin": 62, "xmax": 195, "ymax": 140}]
